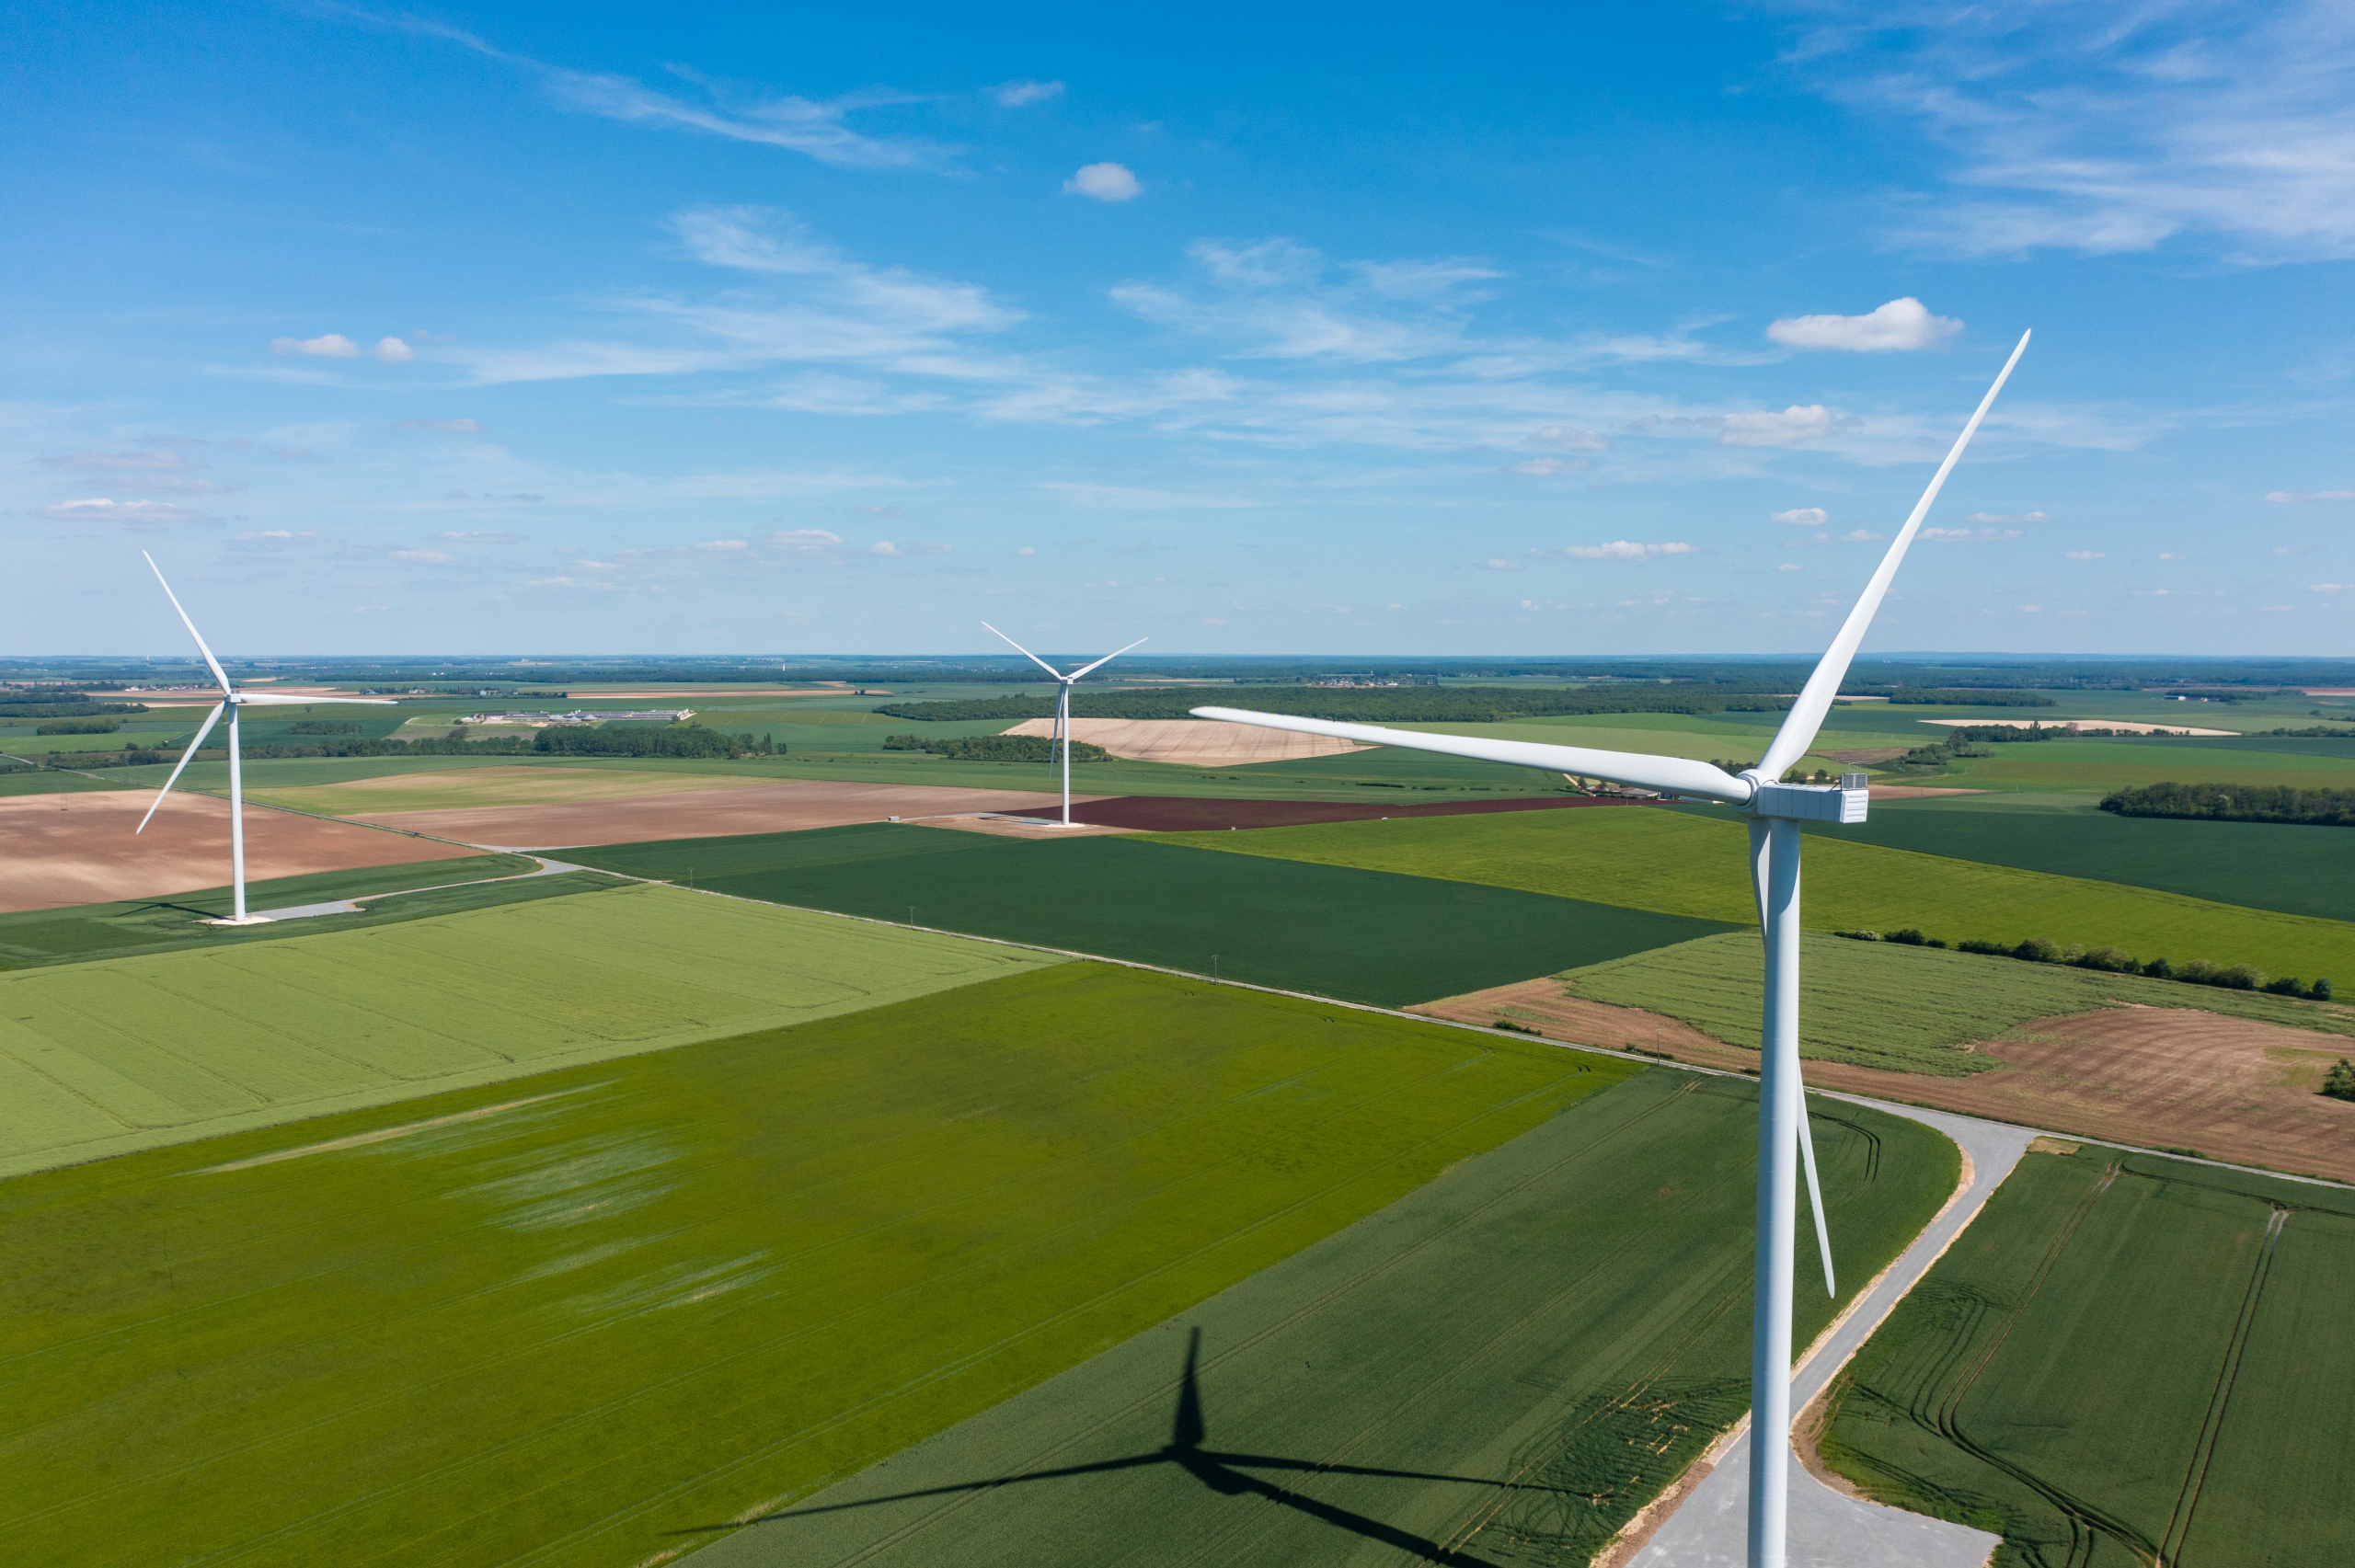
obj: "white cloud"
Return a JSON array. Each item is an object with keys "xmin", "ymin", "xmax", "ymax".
[
  {"xmin": 273, "ymin": 333, "xmax": 361, "ymax": 358},
  {"xmin": 1484, "ymin": 558, "xmax": 1522, "ymax": 571},
  {"xmin": 1767, "ymin": 298, "xmax": 1962, "ymax": 352},
  {"xmin": 1841, "ymin": 529, "xmax": 1887, "ymax": 542},
  {"xmin": 1966, "ymin": 510, "xmax": 2050, "ymax": 523},
  {"xmin": 2315, "ymin": 582, "xmax": 2351, "ymax": 592},
  {"xmin": 396, "ymin": 418, "xmax": 483, "ymax": 433},
  {"xmin": 1530, "ymin": 424, "xmax": 1608, "ymax": 451},
  {"xmin": 2159, "ymin": 552, "xmax": 2185, "ymax": 561},
  {"xmin": 374, "ymin": 337, "xmax": 416, "ymax": 362},
  {"xmin": 1719, "ymin": 405, "xmax": 1849, "ymax": 446},
  {"xmin": 1512, "ymin": 457, "xmax": 1569, "ymax": 475},
  {"xmin": 543, "ymin": 70, "xmax": 935, "ymax": 169},
  {"xmin": 526, "ymin": 576, "xmax": 576, "ymax": 589},
  {"xmin": 2017, "ymin": 604, "xmax": 2043, "ymax": 612},
  {"xmin": 1921, "ymin": 526, "xmax": 2023, "ymax": 542},
  {"xmin": 1110, "ymin": 238, "xmax": 1497, "ymax": 362},
  {"xmin": 1533, "ymin": 541, "xmax": 1696, "ymax": 561},
  {"xmin": 2267, "ymin": 489, "xmax": 2355, "ymax": 502},
  {"xmin": 390, "ymin": 548, "xmax": 456, "ymax": 563},
  {"xmin": 2064, "ymin": 550, "xmax": 2105, "ymax": 560},
  {"xmin": 1040, "ymin": 481, "xmax": 1258, "ymax": 509},
  {"xmin": 695, "ymin": 538, "xmax": 748, "ymax": 551},
  {"xmin": 40, "ymin": 449, "xmax": 201, "ymax": 472},
  {"xmin": 1777, "ymin": 562, "xmax": 1802, "ymax": 571},
  {"xmin": 867, "ymin": 541, "xmax": 903, "ymax": 555},
  {"xmin": 2272, "ymin": 544, "xmax": 2320, "ymax": 555},
  {"xmin": 764, "ymin": 529, "xmax": 844, "ymax": 553},
  {"xmin": 1064, "ymin": 162, "xmax": 1142, "ymax": 201},
  {"xmin": 1200, "ymin": 616, "xmax": 1226, "ymax": 625},
  {"xmin": 1771, "ymin": 507, "xmax": 1828, "ymax": 526},
  {"xmin": 234, "ymin": 529, "xmax": 318, "ymax": 542},
  {"xmin": 993, "ymin": 79, "xmax": 1063, "ymax": 107},
  {"xmin": 40, "ymin": 498, "xmax": 200, "ymax": 525},
  {"xmin": 439, "ymin": 530, "xmax": 525, "ymax": 543},
  {"xmin": 1016, "ymin": 546, "xmax": 1036, "ymax": 556}
]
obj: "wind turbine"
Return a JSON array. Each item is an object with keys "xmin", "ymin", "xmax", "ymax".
[
  {"xmin": 982, "ymin": 623, "xmax": 1146, "ymax": 826},
  {"xmin": 137, "ymin": 553, "xmax": 398, "ymax": 924},
  {"xmin": 1193, "ymin": 331, "xmax": 2029, "ymax": 1568}
]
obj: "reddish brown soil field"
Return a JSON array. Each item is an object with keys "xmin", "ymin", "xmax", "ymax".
[
  {"xmin": 352, "ymin": 780, "xmax": 1108, "ymax": 848},
  {"xmin": 1081, "ymin": 795, "xmax": 1651, "ymax": 831},
  {"xmin": 1414, "ymin": 982, "xmax": 2355, "ymax": 1183},
  {"xmin": 0, "ymin": 792, "xmax": 478, "ymax": 912}
]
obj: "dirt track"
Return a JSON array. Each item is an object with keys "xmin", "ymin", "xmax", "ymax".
[
  {"xmin": 350, "ymin": 780, "xmax": 1110, "ymax": 849},
  {"xmin": 1414, "ymin": 981, "xmax": 2355, "ymax": 1184},
  {"xmin": 0, "ymin": 792, "xmax": 478, "ymax": 912},
  {"xmin": 1000, "ymin": 717, "xmax": 1371, "ymax": 766}
]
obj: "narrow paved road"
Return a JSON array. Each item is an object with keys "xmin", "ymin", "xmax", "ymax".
[{"xmin": 1626, "ymin": 1095, "xmax": 2028, "ymax": 1568}]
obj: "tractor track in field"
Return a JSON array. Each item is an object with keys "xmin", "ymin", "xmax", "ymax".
[
  {"xmin": 1914, "ymin": 1158, "xmax": 2154, "ymax": 1568},
  {"xmin": 2154, "ymin": 1204, "xmax": 2289, "ymax": 1566}
]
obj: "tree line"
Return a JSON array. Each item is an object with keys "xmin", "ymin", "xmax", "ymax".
[
  {"xmin": 874, "ymin": 685, "xmax": 1797, "ymax": 725},
  {"xmin": 882, "ymin": 733, "xmax": 1109, "ymax": 762},
  {"xmin": 2099, "ymin": 782, "xmax": 2355, "ymax": 827},
  {"xmin": 1840, "ymin": 926, "xmax": 2334, "ymax": 1001}
]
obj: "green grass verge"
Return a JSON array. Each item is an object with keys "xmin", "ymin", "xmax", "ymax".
[
  {"xmin": 563, "ymin": 823, "xmax": 1737, "ymax": 1007},
  {"xmin": 0, "ymin": 963, "xmax": 1641, "ymax": 1568},
  {"xmin": 1821, "ymin": 1146, "xmax": 2355, "ymax": 1565},
  {"xmin": 0, "ymin": 882, "xmax": 1055, "ymax": 1176},
  {"xmin": 691, "ymin": 1070, "xmax": 1959, "ymax": 1568},
  {"xmin": 1149, "ymin": 808, "xmax": 2355, "ymax": 990},
  {"xmin": 1771, "ymin": 795, "xmax": 2355, "ymax": 923},
  {"xmin": 1559, "ymin": 932, "xmax": 2355, "ymax": 1076}
]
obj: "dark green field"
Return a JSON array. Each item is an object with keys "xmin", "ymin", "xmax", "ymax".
[
  {"xmin": 563, "ymin": 824, "xmax": 1737, "ymax": 1007},
  {"xmin": 1778, "ymin": 797, "xmax": 2355, "ymax": 923},
  {"xmin": 695, "ymin": 1071, "xmax": 1958, "ymax": 1568},
  {"xmin": 1821, "ymin": 1147, "xmax": 2355, "ymax": 1566},
  {"xmin": 0, "ymin": 964, "xmax": 1643, "ymax": 1568}
]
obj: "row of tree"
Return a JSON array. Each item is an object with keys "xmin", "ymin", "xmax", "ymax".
[
  {"xmin": 875, "ymin": 685, "xmax": 1796, "ymax": 725},
  {"xmin": 881, "ymin": 733, "xmax": 1109, "ymax": 762},
  {"xmin": 2099, "ymin": 782, "xmax": 2355, "ymax": 827},
  {"xmin": 1840, "ymin": 926, "xmax": 2335, "ymax": 1000}
]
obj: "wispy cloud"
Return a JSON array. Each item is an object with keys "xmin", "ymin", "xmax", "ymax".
[
  {"xmin": 40, "ymin": 497, "xmax": 203, "ymax": 526},
  {"xmin": 2266, "ymin": 488, "xmax": 2355, "ymax": 502},
  {"xmin": 1530, "ymin": 540, "xmax": 1696, "ymax": 561},
  {"xmin": 1110, "ymin": 238, "xmax": 1499, "ymax": 361},
  {"xmin": 993, "ymin": 79, "xmax": 1064, "ymax": 108},
  {"xmin": 1966, "ymin": 509, "xmax": 2049, "ymax": 523}
]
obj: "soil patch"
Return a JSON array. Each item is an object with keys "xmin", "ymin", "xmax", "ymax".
[
  {"xmin": 913, "ymin": 814, "xmax": 1137, "ymax": 841},
  {"xmin": 1082, "ymin": 795, "xmax": 1651, "ymax": 831},
  {"xmin": 0, "ymin": 792, "xmax": 477, "ymax": 913},
  {"xmin": 1415, "ymin": 980, "xmax": 2355, "ymax": 1183},
  {"xmin": 352, "ymin": 780, "xmax": 1109, "ymax": 849},
  {"xmin": 998, "ymin": 716, "xmax": 1371, "ymax": 766}
]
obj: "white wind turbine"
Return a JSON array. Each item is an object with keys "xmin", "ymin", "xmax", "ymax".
[
  {"xmin": 1194, "ymin": 332, "xmax": 2028, "ymax": 1568},
  {"xmin": 982, "ymin": 623, "xmax": 1147, "ymax": 827},
  {"xmin": 137, "ymin": 553, "xmax": 399, "ymax": 924}
]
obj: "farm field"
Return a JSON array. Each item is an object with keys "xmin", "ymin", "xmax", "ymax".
[
  {"xmin": 694, "ymin": 1070, "xmax": 1958, "ymax": 1568},
  {"xmin": 0, "ymin": 881, "xmax": 1053, "ymax": 1175},
  {"xmin": 1424, "ymin": 935, "xmax": 2355, "ymax": 1182},
  {"xmin": 563, "ymin": 823, "xmax": 1739, "ymax": 1007},
  {"xmin": 1938, "ymin": 736, "xmax": 2355, "ymax": 796},
  {"xmin": 1784, "ymin": 795, "xmax": 2355, "ymax": 923},
  {"xmin": 0, "ymin": 770, "xmax": 132, "ymax": 796},
  {"xmin": 0, "ymin": 788, "xmax": 486, "ymax": 912},
  {"xmin": 0, "ymin": 964, "xmax": 1654, "ymax": 1568},
  {"xmin": 1819, "ymin": 1146, "xmax": 2355, "ymax": 1565},
  {"xmin": 247, "ymin": 762, "xmax": 799, "ymax": 815},
  {"xmin": 1150, "ymin": 808, "xmax": 2355, "ymax": 988}
]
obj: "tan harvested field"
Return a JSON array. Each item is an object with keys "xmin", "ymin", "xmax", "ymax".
[
  {"xmin": 562, "ymin": 686, "xmax": 877, "ymax": 698},
  {"xmin": 999, "ymin": 715, "xmax": 1373, "ymax": 766},
  {"xmin": 1915, "ymin": 717, "xmax": 2239, "ymax": 736},
  {"xmin": 914, "ymin": 812, "xmax": 1137, "ymax": 840},
  {"xmin": 0, "ymin": 792, "xmax": 478, "ymax": 912},
  {"xmin": 251, "ymin": 765, "xmax": 782, "ymax": 817},
  {"xmin": 351, "ymin": 779, "xmax": 1109, "ymax": 849},
  {"xmin": 1415, "ymin": 982, "xmax": 2355, "ymax": 1183}
]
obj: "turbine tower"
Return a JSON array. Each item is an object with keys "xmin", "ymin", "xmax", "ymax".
[
  {"xmin": 1193, "ymin": 331, "xmax": 2029, "ymax": 1568},
  {"xmin": 982, "ymin": 623, "xmax": 1146, "ymax": 827},
  {"xmin": 138, "ymin": 553, "xmax": 398, "ymax": 924}
]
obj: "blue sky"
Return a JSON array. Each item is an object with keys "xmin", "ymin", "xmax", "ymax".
[{"xmin": 6, "ymin": 1, "xmax": 2352, "ymax": 657}]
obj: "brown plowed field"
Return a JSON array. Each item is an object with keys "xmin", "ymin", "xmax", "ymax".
[
  {"xmin": 0, "ymin": 792, "xmax": 477, "ymax": 912},
  {"xmin": 1414, "ymin": 982, "xmax": 2355, "ymax": 1183},
  {"xmin": 351, "ymin": 780, "xmax": 1109, "ymax": 849},
  {"xmin": 1079, "ymin": 794, "xmax": 1650, "ymax": 831}
]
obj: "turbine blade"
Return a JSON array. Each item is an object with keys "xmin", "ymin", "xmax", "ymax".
[
  {"xmin": 1064, "ymin": 635, "xmax": 1148, "ymax": 681},
  {"xmin": 136, "ymin": 702, "xmax": 224, "ymax": 832},
  {"xmin": 981, "ymin": 621, "xmax": 1067, "ymax": 681},
  {"xmin": 1799, "ymin": 1093, "xmax": 1836, "ymax": 1297},
  {"xmin": 1748, "ymin": 818, "xmax": 1771, "ymax": 936},
  {"xmin": 229, "ymin": 692, "xmax": 399, "ymax": 705},
  {"xmin": 1190, "ymin": 706, "xmax": 1752, "ymax": 803},
  {"xmin": 1754, "ymin": 330, "xmax": 2031, "ymax": 781},
  {"xmin": 144, "ymin": 552, "xmax": 235, "ymax": 697}
]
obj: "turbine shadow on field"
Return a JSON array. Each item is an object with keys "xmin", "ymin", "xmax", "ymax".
[{"xmin": 701, "ymin": 1327, "xmax": 1543, "ymax": 1564}]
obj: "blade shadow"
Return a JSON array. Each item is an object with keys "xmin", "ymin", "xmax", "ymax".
[{"xmin": 687, "ymin": 1328, "xmax": 1538, "ymax": 1565}]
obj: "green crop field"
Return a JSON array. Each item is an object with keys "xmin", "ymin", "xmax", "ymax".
[
  {"xmin": 0, "ymin": 882, "xmax": 1054, "ymax": 1176},
  {"xmin": 248, "ymin": 762, "xmax": 789, "ymax": 816},
  {"xmin": 1150, "ymin": 809, "xmax": 2355, "ymax": 989},
  {"xmin": 0, "ymin": 771, "xmax": 132, "ymax": 796},
  {"xmin": 693, "ymin": 1070, "xmax": 1958, "ymax": 1568},
  {"xmin": 1783, "ymin": 795, "xmax": 2355, "ymax": 923},
  {"xmin": 1557, "ymin": 933, "xmax": 2355, "ymax": 1076},
  {"xmin": 0, "ymin": 964, "xmax": 1655, "ymax": 1568},
  {"xmin": 1943, "ymin": 738, "xmax": 2355, "ymax": 796},
  {"xmin": 563, "ymin": 823, "xmax": 1737, "ymax": 1007},
  {"xmin": 1821, "ymin": 1146, "xmax": 2355, "ymax": 1566}
]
